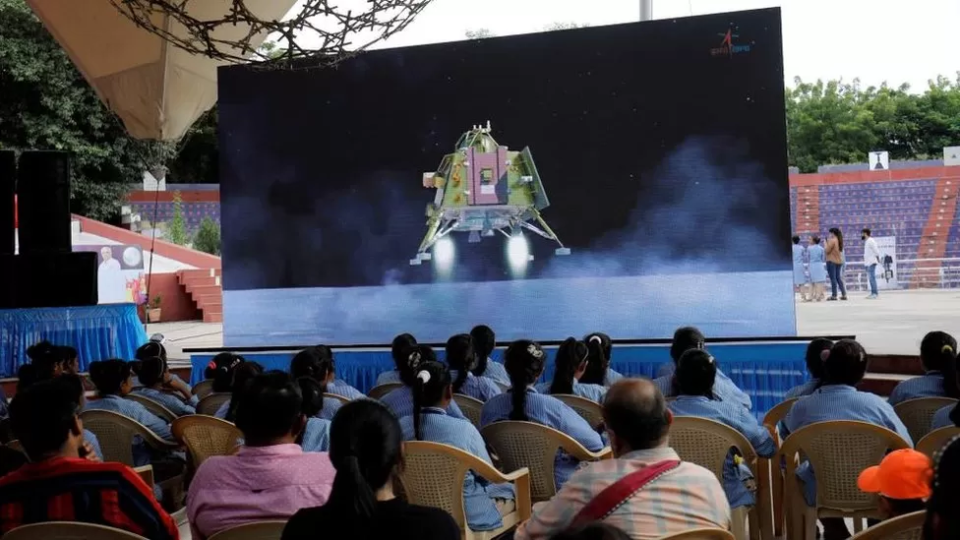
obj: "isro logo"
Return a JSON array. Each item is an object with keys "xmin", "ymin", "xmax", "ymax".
[{"xmin": 711, "ymin": 28, "xmax": 752, "ymax": 57}]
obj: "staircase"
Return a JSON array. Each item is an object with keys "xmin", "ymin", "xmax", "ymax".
[
  {"xmin": 178, "ymin": 269, "xmax": 223, "ymax": 323},
  {"xmin": 794, "ymin": 185, "xmax": 820, "ymax": 234},
  {"xmin": 910, "ymin": 178, "xmax": 959, "ymax": 288}
]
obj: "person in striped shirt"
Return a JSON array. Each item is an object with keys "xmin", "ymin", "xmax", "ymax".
[
  {"xmin": 889, "ymin": 331, "xmax": 958, "ymax": 405},
  {"xmin": 381, "ymin": 345, "xmax": 469, "ymax": 420},
  {"xmin": 375, "ymin": 333, "xmax": 418, "ymax": 386},
  {"xmin": 579, "ymin": 332, "xmax": 624, "ymax": 387},
  {"xmin": 536, "ymin": 337, "xmax": 606, "ymax": 403},
  {"xmin": 446, "ymin": 334, "xmax": 502, "ymax": 402},
  {"xmin": 784, "ymin": 338, "xmax": 833, "ymax": 399},
  {"xmin": 132, "ymin": 355, "xmax": 199, "ymax": 416},
  {"xmin": 653, "ymin": 327, "xmax": 752, "ymax": 410}
]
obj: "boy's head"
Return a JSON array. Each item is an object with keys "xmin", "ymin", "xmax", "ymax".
[{"xmin": 858, "ymin": 449, "xmax": 932, "ymax": 519}]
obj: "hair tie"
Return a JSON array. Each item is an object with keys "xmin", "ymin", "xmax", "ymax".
[
  {"xmin": 207, "ymin": 360, "xmax": 217, "ymax": 370},
  {"xmin": 416, "ymin": 370, "xmax": 431, "ymax": 384},
  {"xmin": 580, "ymin": 348, "xmax": 589, "ymax": 364},
  {"xmin": 407, "ymin": 351, "xmax": 422, "ymax": 368},
  {"xmin": 527, "ymin": 344, "xmax": 544, "ymax": 359},
  {"xmin": 944, "ymin": 345, "xmax": 955, "ymax": 355},
  {"xmin": 706, "ymin": 354, "xmax": 715, "ymax": 364},
  {"xmin": 589, "ymin": 335, "xmax": 602, "ymax": 345},
  {"xmin": 820, "ymin": 349, "xmax": 831, "ymax": 362}
]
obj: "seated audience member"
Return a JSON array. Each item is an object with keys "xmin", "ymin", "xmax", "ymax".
[
  {"xmin": 297, "ymin": 377, "xmax": 332, "ymax": 452},
  {"xmin": 782, "ymin": 339, "xmax": 912, "ymax": 540},
  {"xmin": 0, "ymin": 380, "xmax": 178, "ymax": 539},
  {"xmin": 376, "ymin": 333, "xmax": 418, "ymax": 386},
  {"xmin": 550, "ymin": 523, "xmax": 631, "ymax": 540},
  {"xmin": 218, "ymin": 360, "xmax": 264, "ymax": 420},
  {"xmin": 931, "ymin": 338, "xmax": 960, "ymax": 430},
  {"xmin": 668, "ymin": 349, "xmax": 776, "ymax": 509},
  {"xmin": 85, "ymin": 360, "xmax": 175, "ymax": 466},
  {"xmin": 188, "ymin": 371, "xmax": 335, "ymax": 540},
  {"xmin": 282, "ymin": 400, "xmax": 460, "ymax": 540},
  {"xmin": 403, "ymin": 361, "xmax": 515, "ymax": 532},
  {"xmin": 58, "ymin": 345, "xmax": 80, "ymax": 376},
  {"xmin": 470, "ymin": 325, "xmax": 510, "ymax": 386},
  {"xmin": 290, "ymin": 346, "xmax": 353, "ymax": 419},
  {"xmin": 514, "ymin": 379, "xmax": 730, "ymax": 540},
  {"xmin": 381, "ymin": 345, "xmax": 469, "ymax": 420},
  {"xmin": 536, "ymin": 337, "xmax": 606, "ymax": 403},
  {"xmin": 135, "ymin": 340, "xmax": 192, "ymax": 391},
  {"xmin": 890, "ymin": 331, "xmax": 958, "ymax": 405},
  {"xmin": 132, "ymin": 355, "xmax": 198, "ymax": 416},
  {"xmin": 654, "ymin": 327, "xmax": 752, "ymax": 409},
  {"xmin": 579, "ymin": 332, "xmax": 623, "ymax": 387},
  {"xmin": 784, "ymin": 338, "xmax": 833, "ymax": 399},
  {"xmin": 924, "ymin": 436, "xmax": 960, "ymax": 540},
  {"xmin": 205, "ymin": 352, "xmax": 245, "ymax": 392},
  {"xmin": 481, "ymin": 340, "xmax": 604, "ymax": 488},
  {"xmin": 446, "ymin": 334, "xmax": 501, "ymax": 402},
  {"xmin": 858, "ymin": 449, "xmax": 931, "ymax": 519}
]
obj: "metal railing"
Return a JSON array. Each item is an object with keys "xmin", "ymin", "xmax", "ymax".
[{"xmin": 837, "ymin": 258, "xmax": 960, "ymax": 290}]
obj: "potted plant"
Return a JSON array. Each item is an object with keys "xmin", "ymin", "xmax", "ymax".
[{"xmin": 147, "ymin": 295, "xmax": 162, "ymax": 323}]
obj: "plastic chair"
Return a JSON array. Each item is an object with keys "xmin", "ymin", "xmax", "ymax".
[
  {"xmin": 552, "ymin": 394, "xmax": 604, "ymax": 429},
  {"xmin": 207, "ymin": 521, "xmax": 287, "ymax": 540},
  {"xmin": 780, "ymin": 420, "xmax": 910, "ymax": 540},
  {"xmin": 480, "ymin": 421, "xmax": 611, "ymax": 502},
  {"xmin": 848, "ymin": 510, "xmax": 924, "ymax": 540},
  {"xmin": 669, "ymin": 417, "xmax": 765, "ymax": 540},
  {"xmin": 125, "ymin": 394, "xmax": 178, "ymax": 423},
  {"xmin": 893, "ymin": 397, "xmax": 958, "ymax": 444},
  {"xmin": 324, "ymin": 392, "xmax": 351, "ymax": 405},
  {"xmin": 400, "ymin": 440, "xmax": 532, "ymax": 540},
  {"xmin": 453, "ymin": 394, "xmax": 484, "ymax": 428},
  {"xmin": 133, "ymin": 464, "xmax": 154, "ymax": 487},
  {"xmin": 761, "ymin": 398, "xmax": 798, "ymax": 538},
  {"xmin": 3, "ymin": 522, "xmax": 148, "ymax": 540},
  {"xmin": 916, "ymin": 426, "xmax": 960, "ymax": 457},
  {"xmin": 172, "ymin": 415, "xmax": 243, "ymax": 471},
  {"xmin": 80, "ymin": 410, "xmax": 179, "ymax": 466},
  {"xmin": 368, "ymin": 383, "xmax": 403, "ymax": 400},
  {"xmin": 192, "ymin": 379, "xmax": 215, "ymax": 399},
  {"xmin": 657, "ymin": 529, "xmax": 736, "ymax": 540},
  {"xmin": 196, "ymin": 393, "xmax": 232, "ymax": 416}
]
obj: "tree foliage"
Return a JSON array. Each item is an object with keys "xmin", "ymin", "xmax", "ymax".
[
  {"xmin": 193, "ymin": 216, "xmax": 221, "ymax": 255},
  {"xmin": 167, "ymin": 191, "xmax": 189, "ymax": 246}
]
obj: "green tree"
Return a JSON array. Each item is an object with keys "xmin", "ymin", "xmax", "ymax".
[
  {"xmin": 465, "ymin": 28, "xmax": 494, "ymax": 39},
  {"xmin": 167, "ymin": 191, "xmax": 189, "ymax": 246},
  {"xmin": 168, "ymin": 107, "xmax": 218, "ymax": 184},
  {"xmin": 193, "ymin": 216, "xmax": 221, "ymax": 256},
  {"xmin": 544, "ymin": 22, "xmax": 590, "ymax": 31}
]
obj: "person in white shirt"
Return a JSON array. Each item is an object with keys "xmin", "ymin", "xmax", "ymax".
[
  {"xmin": 97, "ymin": 246, "xmax": 127, "ymax": 304},
  {"xmin": 861, "ymin": 228, "xmax": 882, "ymax": 299}
]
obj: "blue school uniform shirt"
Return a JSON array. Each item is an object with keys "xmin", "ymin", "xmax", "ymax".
[
  {"xmin": 133, "ymin": 387, "xmax": 198, "ymax": 416},
  {"xmin": 300, "ymin": 417, "xmax": 332, "ymax": 452},
  {"xmin": 931, "ymin": 405, "xmax": 955, "ymax": 431},
  {"xmin": 534, "ymin": 380, "xmax": 607, "ymax": 403},
  {"xmin": 654, "ymin": 370, "xmax": 753, "ymax": 410},
  {"xmin": 327, "ymin": 380, "xmax": 364, "ymax": 401},
  {"xmin": 317, "ymin": 397, "xmax": 343, "ymax": 421},
  {"xmin": 887, "ymin": 373, "xmax": 946, "ymax": 405},
  {"xmin": 784, "ymin": 379, "xmax": 821, "ymax": 399},
  {"xmin": 603, "ymin": 369, "xmax": 624, "ymax": 386},
  {"xmin": 381, "ymin": 386, "xmax": 468, "ymax": 421},
  {"xmin": 375, "ymin": 370, "xmax": 403, "ymax": 386},
  {"xmin": 84, "ymin": 394, "xmax": 174, "ymax": 466},
  {"xmin": 400, "ymin": 407, "xmax": 515, "ymax": 531},
  {"xmin": 450, "ymin": 371, "xmax": 502, "ymax": 402},
  {"xmin": 477, "ymin": 360, "xmax": 510, "ymax": 387},
  {"xmin": 83, "ymin": 429, "xmax": 103, "ymax": 460},
  {"xmin": 782, "ymin": 384, "xmax": 913, "ymax": 506},
  {"xmin": 480, "ymin": 388, "xmax": 605, "ymax": 488},
  {"xmin": 214, "ymin": 399, "xmax": 230, "ymax": 419},
  {"xmin": 667, "ymin": 395, "xmax": 776, "ymax": 508}
]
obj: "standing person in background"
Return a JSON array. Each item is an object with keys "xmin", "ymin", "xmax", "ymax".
[
  {"xmin": 862, "ymin": 228, "xmax": 882, "ymax": 299},
  {"xmin": 807, "ymin": 236, "xmax": 828, "ymax": 301},
  {"xmin": 793, "ymin": 235, "xmax": 808, "ymax": 301},
  {"xmin": 469, "ymin": 325, "xmax": 510, "ymax": 386},
  {"xmin": 825, "ymin": 228, "xmax": 848, "ymax": 301}
]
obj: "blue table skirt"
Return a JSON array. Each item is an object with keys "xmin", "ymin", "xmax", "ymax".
[
  {"xmin": 190, "ymin": 341, "xmax": 808, "ymax": 419},
  {"xmin": 0, "ymin": 304, "xmax": 148, "ymax": 376}
]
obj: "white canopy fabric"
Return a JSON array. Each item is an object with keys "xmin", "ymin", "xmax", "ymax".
[{"xmin": 26, "ymin": 0, "xmax": 297, "ymax": 140}]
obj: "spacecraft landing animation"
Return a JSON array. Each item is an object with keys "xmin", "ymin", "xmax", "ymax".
[{"xmin": 410, "ymin": 122, "xmax": 570, "ymax": 266}]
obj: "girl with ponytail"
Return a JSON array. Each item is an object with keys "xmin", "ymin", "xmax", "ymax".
[
  {"xmin": 926, "ymin": 333, "xmax": 960, "ymax": 429},
  {"xmin": 290, "ymin": 345, "xmax": 356, "ymax": 420},
  {"xmin": 131, "ymin": 355, "xmax": 198, "ymax": 416},
  {"xmin": 380, "ymin": 345, "xmax": 470, "ymax": 421},
  {"xmin": 784, "ymin": 338, "xmax": 833, "ymax": 398},
  {"xmin": 468, "ymin": 325, "xmax": 510, "ymax": 386},
  {"xmin": 580, "ymin": 332, "xmax": 622, "ymax": 386},
  {"xmin": 538, "ymin": 337, "xmax": 606, "ymax": 403},
  {"xmin": 653, "ymin": 326, "xmax": 753, "ymax": 409},
  {"xmin": 282, "ymin": 400, "xmax": 460, "ymax": 540},
  {"xmin": 480, "ymin": 339, "xmax": 604, "ymax": 488},
  {"xmin": 445, "ymin": 334, "xmax": 501, "ymax": 402},
  {"xmin": 376, "ymin": 333, "xmax": 418, "ymax": 386},
  {"xmin": 889, "ymin": 331, "xmax": 959, "ymax": 405},
  {"xmin": 296, "ymin": 377, "xmax": 332, "ymax": 452}
]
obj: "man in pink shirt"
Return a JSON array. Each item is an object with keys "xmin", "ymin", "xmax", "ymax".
[{"xmin": 187, "ymin": 372, "xmax": 336, "ymax": 539}]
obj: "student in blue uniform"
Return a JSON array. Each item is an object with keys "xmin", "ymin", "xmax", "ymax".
[
  {"xmin": 807, "ymin": 236, "xmax": 828, "ymax": 301},
  {"xmin": 889, "ymin": 331, "xmax": 958, "ymax": 405},
  {"xmin": 289, "ymin": 346, "xmax": 352, "ymax": 420},
  {"xmin": 376, "ymin": 333, "xmax": 417, "ymax": 386},
  {"xmin": 667, "ymin": 349, "xmax": 775, "ymax": 509},
  {"xmin": 296, "ymin": 377, "xmax": 331, "ymax": 452},
  {"xmin": 469, "ymin": 325, "xmax": 510, "ymax": 386},
  {"xmin": 654, "ymin": 327, "xmax": 752, "ymax": 410},
  {"xmin": 578, "ymin": 332, "xmax": 623, "ymax": 387},
  {"xmin": 536, "ymin": 337, "xmax": 606, "ymax": 403},
  {"xmin": 401, "ymin": 361, "xmax": 515, "ymax": 532},
  {"xmin": 928, "ymin": 337, "xmax": 959, "ymax": 431},
  {"xmin": 446, "ymin": 334, "xmax": 501, "ymax": 402},
  {"xmin": 481, "ymin": 340, "xmax": 605, "ymax": 488},
  {"xmin": 217, "ymin": 361, "xmax": 265, "ymax": 420},
  {"xmin": 132, "ymin": 355, "xmax": 198, "ymax": 416},
  {"xmin": 381, "ymin": 345, "xmax": 468, "ymax": 421},
  {"xmin": 784, "ymin": 338, "xmax": 833, "ymax": 399},
  {"xmin": 793, "ymin": 235, "xmax": 808, "ymax": 301}
]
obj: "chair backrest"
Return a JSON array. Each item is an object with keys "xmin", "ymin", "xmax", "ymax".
[
  {"xmin": 125, "ymin": 394, "xmax": 177, "ymax": 423},
  {"xmin": 5, "ymin": 439, "xmax": 25, "ymax": 457},
  {"xmin": 916, "ymin": 426, "xmax": 960, "ymax": 457},
  {"xmin": 172, "ymin": 415, "xmax": 243, "ymax": 470},
  {"xmin": 192, "ymin": 379, "xmax": 215, "ymax": 399},
  {"xmin": 656, "ymin": 528, "xmax": 736, "ymax": 540},
  {"xmin": 399, "ymin": 441, "xmax": 474, "ymax": 529},
  {"xmin": 324, "ymin": 393, "xmax": 351, "ymax": 405},
  {"xmin": 780, "ymin": 420, "xmax": 910, "ymax": 512},
  {"xmin": 669, "ymin": 417, "xmax": 758, "ymax": 482},
  {"xmin": 3, "ymin": 522, "xmax": 149, "ymax": 540},
  {"xmin": 207, "ymin": 520, "xmax": 287, "ymax": 540},
  {"xmin": 452, "ymin": 394, "xmax": 484, "ymax": 428},
  {"xmin": 848, "ymin": 510, "xmax": 925, "ymax": 540},
  {"xmin": 553, "ymin": 394, "xmax": 604, "ymax": 429},
  {"xmin": 368, "ymin": 383, "xmax": 403, "ymax": 400},
  {"xmin": 763, "ymin": 397, "xmax": 799, "ymax": 441},
  {"xmin": 80, "ymin": 410, "xmax": 172, "ymax": 466},
  {"xmin": 196, "ymin": 393, "xmax": 232, "ymax": 416},
  {"xmin": 893, "ymin": 397, "xmax": 958, "ymax": 444}
]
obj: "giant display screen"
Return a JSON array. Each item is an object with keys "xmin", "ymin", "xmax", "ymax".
[{"xmin": 219, "ymin": 8, "xmax": 795, "ymax": 346}]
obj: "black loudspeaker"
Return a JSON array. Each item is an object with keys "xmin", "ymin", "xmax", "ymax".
[
  {"xmin": 0, "ymin": 252, "xmax": 97, "ymax": 308},
  {"xmin": 17, "ymin": 151, "xmax": 71, "ymax": 254},
  {"xmin": 0, "ymin": 151, "xmax": 14, "ymax": 256}
]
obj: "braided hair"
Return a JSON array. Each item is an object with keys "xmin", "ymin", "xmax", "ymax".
[
  {"xmin": 504, "ymin": 340, "xmax": 547, "ymax": 421},
  {"xmin": 579, "ymin": 333, "xmax": 611, "ymax": 385},
  {"xmin": 549, "ymin": 337, "xmax": 589, "ymax": 395},
  {"xmin": 445, "ymin": 334, "xmax": 476, "ymax": 393},
  {"xmin": 470, "ymin": 325, "xmax": 496, "ymax": 377},
  {"xmin": 398, "ymin": 345, "xmax": 436, "ymax": 387},
  {"xmin": 411, "ymin": 361, "xmax": 452, "ymax": 441}
]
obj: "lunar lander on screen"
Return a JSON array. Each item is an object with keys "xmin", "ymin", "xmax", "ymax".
[{"xmin": 410, "ymin": 122, "xmax": 570, "ymax": 267}]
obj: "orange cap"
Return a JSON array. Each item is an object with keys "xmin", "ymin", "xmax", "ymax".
[{"xmin": 858, "ymin": 449, "xmax": 933, "ymax": 500}]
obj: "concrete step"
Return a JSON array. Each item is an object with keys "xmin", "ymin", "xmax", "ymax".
[
  {"xmin": 183, "ymin": 276, "xmax": 220, "ymax": 290},
  {"xmin": 178, "ymin": 268, "xmax": 221, "ymax": 284},
  {"xmin": 186, "ymin": 285, "xmax": 221, "ymax": 297},
  {"xmin": 203, "ymin": 311, "xmax": 223, "ymax": 323}
]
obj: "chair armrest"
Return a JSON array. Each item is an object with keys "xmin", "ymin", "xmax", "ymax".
[
  {"xmin": 459, "ymin": 452, "xmax": 534, "ymax": 522},
  {"xmin": 563, "ymin": 442, "xmax": 613, "ymax": 461},
  {"xmin": 133, "ymin": 464, "xmax": 154, "ymax": 487},
  {"xmin": 139, "ymin": 428, "xmax": 181, "ymax": 451}
]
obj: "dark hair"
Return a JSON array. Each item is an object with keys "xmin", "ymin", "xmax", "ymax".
[
  {"xmin": 391, "ymin": 333, "xmax": 417, "ymax": 371},
  {"xmin": 207, "ymin": 353, "xmax": 245, "ymax": 392},
  {"xmin": 792, "ymin": 235, "xmax": 801, "ymax": 244},
  {"xmin": 89, "ymin": 360, "xmax": 132, "ymax": 396},
  {"xmin": 920, "ymin": 332, "xmax": 959, "ymax": 399},
  {"xmin": 504, "ymin": 340, "xmax": 547, "ymax": 421},
  {"xmin": 10, "ymin": 379, "xmax": 82, "ymax": 460},
  {"xmin": 445, "ymin": 334, "xmax": 476, "ymax": 393},
  {"xmin": 16, "ymin": 364, "xmax": 39, "ymax": 393},
  {"xmin": 925, "ymin": 436, "xmax": 960, "ymax": 539},
  {"xmin": 881, "ymin": 495, "xmax": 925, "ymax": 516},
  {"xmin": 411, "ymin": 361, "xmax": 452, "ymax": 441},
  {"xmin": 326, "ymin": 400, "xmax": 404, "ymax": 518},
  {"xmin": 602, "ymin": 382, "xmax": 670, "ymax": 451},
  {"xmin": 805, "ymin": 338, "xmax": 833, "ymax": 382},
  {"xmin": 397, "ymin": 345, "xmax": 437, "ymax": 387},
  {"xmin": 670, "ymin": 326, "xmax": 705, "ymax": 362},
  {"xmin": 830, "ymin": 227, "xmax": 844, "ymax": 251},
  {"xmin": 26, "ymin": 341, "xmax": 61, "ymax": 381},
  {"xmin": 822, "ymin": 339, "xmax": 868, "ymax": 386},
  {"xmin": 550, "ymin": 337, "xmax": 589, "ymax": 395},
  {"xmin": 811, "ymin": 235, "xmax": 821, "ymax": 245},
  {"xmin": 135, "ymin": 341, "xmax": 167, "ymax": 362},
  {"xmin": 675, "ymin": 349, "xmax": 717, "ymax": 397},
  {"xmin": 297, "ymin": 377, "xmax": 325, "ymax": 418},
  {"xmin": 58, "ymin": 345, "xmax": 79, "ymax": 373},
  {"xmin": 233, "ymin": 371, "xmax": 302, "ymax": 444},
  {"xmin": 470, "ymin": 325, "xmax": 496, "ymax": 377},
  {"xmin": 291, "ymin": 346, "xmax": 335, "ymax": 389},
  {"xmin": 132, "ymin": 356, "xmax": 167, "ymax": 388},
  {"xmin": 551, "ymin": 523, "xmax": 632, "ymax": 540},
  {"xmin": 862, "ymin": 228, "xmax": 872, "ymax": 236},
  {"xmin": 225, "ymin": 361, "xmax": 265, "ymax": 422},
  {"xmin": 580, "ymin": 332, "xmax": 611, "ymax": 385}
]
